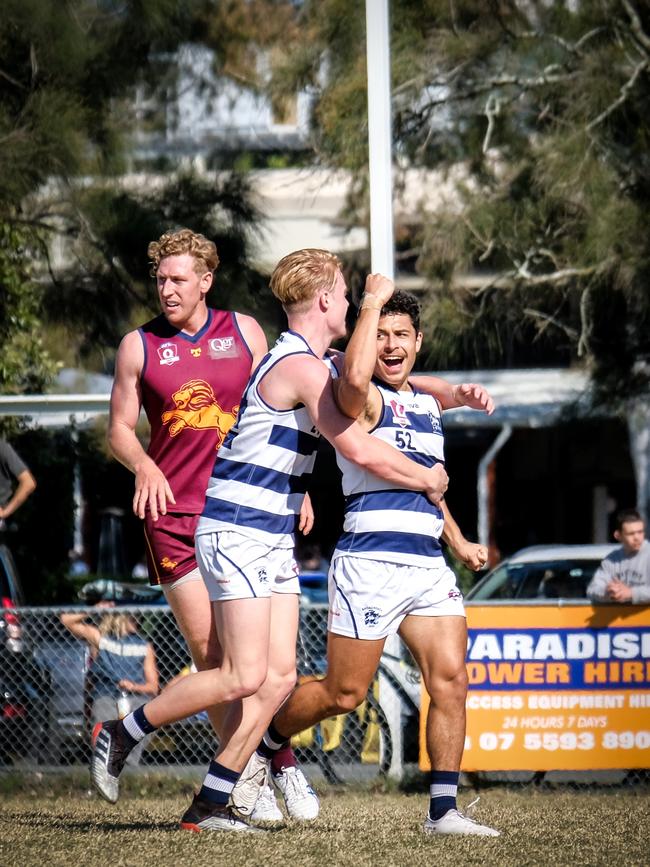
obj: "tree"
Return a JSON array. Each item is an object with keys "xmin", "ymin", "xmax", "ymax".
[
  {"xmin": 0, "ymin": 0, "xmax": 285, "ymax": 384},
  {"xmin": 263, "ymin": 0, "xmax": 650, "ymax": 402},
  {"xmin": 0, "ymin": 222, "xmax": 58, "ymax": 413}
]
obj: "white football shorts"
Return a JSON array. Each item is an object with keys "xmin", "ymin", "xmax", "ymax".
[
  {"xmin": 328, "ymin": 554, "xmax": 465, "ymax": 640},
  {"xmin": 196, "ymin": 530, "xmax": 301, "ymax": 602}
]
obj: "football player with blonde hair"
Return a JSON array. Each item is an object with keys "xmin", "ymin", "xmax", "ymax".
[{"xmin": 99, "ymin": 229, "xmax": 317, "ymax": 822}]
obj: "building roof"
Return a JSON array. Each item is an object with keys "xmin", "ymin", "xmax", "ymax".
[
  {"xmin": 418, "ymin": 368, "xmax": 594, "ymax": 429},
  {"xmin": 0, "ymin": 368, "xmax": 597, "ymax": 430}
]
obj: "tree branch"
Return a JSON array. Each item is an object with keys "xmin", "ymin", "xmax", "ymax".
[
  {"xmin": 412, "ymin": 67, "xmax": 580, "ymax": 116},
  {"xmin": 586, "ymin": 58, "xmax": 647, "ymax": 131},
  {"xmin": 0, "ymin": 67, "xmax": 27, "ymax": 89},
  {"xmin": 622, "ymin": 0, "xmax": 650, "ymax": 55},
  {"xmin": 522, "ymin": 307, "xmax": 579, "ymax": 340},
  {"xmin": 518, "ymin": 27, "xmax": 606, "ymax": 58},
  {"xmin": 482, "ymin": 93, "xmax": 501, "ymax": 153},
  {"xmin": 514, "ymin": 264, "xmax": 601, "ymax": 286}
]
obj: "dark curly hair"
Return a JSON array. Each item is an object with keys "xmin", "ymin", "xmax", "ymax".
[{"xmin": 377, "ymin": 290, "xmax": 421, "ymax": 332}]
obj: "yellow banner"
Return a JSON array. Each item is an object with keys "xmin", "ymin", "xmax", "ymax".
[{"xmin": 419, "ymin": 604, "xmax": 650, "ymax": 771}]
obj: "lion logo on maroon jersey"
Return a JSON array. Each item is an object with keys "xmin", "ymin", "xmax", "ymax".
[{"xmin": 161, "ymin": 379, "xmax": 239, "ymax": 446}]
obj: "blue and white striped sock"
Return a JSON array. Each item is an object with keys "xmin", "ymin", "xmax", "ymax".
[
  {"xmin": 121, "ymin": 705, "xmax": 157, "ymax": 744},
  {"xmin": 428, "ymin": 770, "xmax": 459, "ymax": 820},
  {"xmin": 198, "ymin": 760, "xmax": 240, "ymax": 806}
]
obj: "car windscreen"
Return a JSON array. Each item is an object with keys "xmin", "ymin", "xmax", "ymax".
[{"xmin": 467, "ymin": 559, "xmax": 601, "ymax": 601}]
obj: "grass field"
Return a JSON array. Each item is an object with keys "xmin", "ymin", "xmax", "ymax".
[{"xmin": 1, "ymin": 774, "xmax": 649, "ymax": 867}]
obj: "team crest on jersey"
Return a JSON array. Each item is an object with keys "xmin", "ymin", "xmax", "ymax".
[
  {"xmin": 363, "ymin": 607, "xmax": 381, "ymax": 627},
  {"xmin": 191, "ymin": 347, "xmax": 202, "ymax": 358},
  {"xmin": 160, "ymin": 556, "xmax": 178, "ymax": 571},
  {"xmin": 448, "ymin": 588, "xmax": 462, "ymax": 600},
  {"xmin": 161, "ymin": 379, "xmax": 239, "ymax": 447},
  {"xmin": 209, "ymin": 336, "xmax": 238, "ymax": 360},
  {"xmin": 427, "ymin": 410, "xmax": 443, "ymax": 435},
  {"xmin": 257, "ymin": 567, "xmax": 268, "ymax": 584},
  {"xmin": 389, "ymin": 399, "xmax": 410, "ymax": 428},
  {"xmin": 158, "ymin": 342, "xmax": 180, "ymax": 366}
]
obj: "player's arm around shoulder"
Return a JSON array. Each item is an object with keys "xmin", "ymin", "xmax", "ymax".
[
  {"xmin": 234, "ymin": 312, "xmax": 268, "ymax": 368},
  {"xmin": 278, "ymin": 355, "xmax": 448, "ymax": 504},
  {"xmin": 409, "ymin": 376, "xmax": 495, "ymax": 415}
]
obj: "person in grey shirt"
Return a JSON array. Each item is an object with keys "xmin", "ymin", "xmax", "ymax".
[
  {"xmin": 587, "ymin": 508, "xmax": 650, "ymax": 604},
  {"xmin": 0, "ymin": 439, "xmax": 36, "ymax": 523}
]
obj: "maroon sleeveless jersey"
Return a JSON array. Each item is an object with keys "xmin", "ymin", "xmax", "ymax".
[{"xmin": 139, "ymin": 309, "xmax": 253, "ymax": 513}]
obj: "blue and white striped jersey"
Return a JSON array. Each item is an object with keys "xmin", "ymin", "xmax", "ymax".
[
  {"xmin": 333, "ymin": 381, "xmax": 445, "ymax": 567},
  {"xmin": 196, "ymin": 330, "xmax": 321, "ymax": 549}
]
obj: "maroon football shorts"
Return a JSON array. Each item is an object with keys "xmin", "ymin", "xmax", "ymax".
[{"xmin": 143, "ymin": 512, "xmax": 200, "ymax": 586}]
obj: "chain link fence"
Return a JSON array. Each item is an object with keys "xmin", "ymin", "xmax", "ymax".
[
  {"xmin": 0, "ymin": 603, "xmax": 402, "ymax": 782},
  {"xmin": 0, "ymin": 604, "xmax": 647, "ymax": 790}
]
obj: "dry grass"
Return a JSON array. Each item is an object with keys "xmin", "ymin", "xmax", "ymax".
[{"xmin": 1, "ymin": 778, "xmax": 649, "ymax": 867}]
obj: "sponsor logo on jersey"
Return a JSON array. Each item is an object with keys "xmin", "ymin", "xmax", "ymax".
[
  {"xmin": 208, "ymin": 336, "xmax": 239, "ymax": 359},
  {"xmin": 161, "ymin": 379, "xmax": 239, "ymax": 447},
  {"xmin": 190, "ymin": 347, "xmax": 202, "ymax": 358},
  {"xmin": 158, "ymin": 342, "xmax": 180, "ymax": 366},
  {"xmin": 160, "ymin": 556, "xmax": 178, "ymax": 571},
  {"xmin": 389, "ymin": 399, "xmax": 410, "ymax": 428},
  {"xmin": 363, "ymin": 607, "xmax": 381, "ymax": 627}
]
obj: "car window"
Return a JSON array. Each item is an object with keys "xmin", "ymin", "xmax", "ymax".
[{"xmin": 469, "ymin": 559, "xmax": 602, "ymax": 601}]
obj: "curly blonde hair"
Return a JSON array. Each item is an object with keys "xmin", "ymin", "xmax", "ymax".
[
  {"xmin": 270, "ymin": 248, "xmax": 341, "ymax": 311},
  {"xmin": 147, "ymin": 228, "xmax": 220, "ymax": 277}
]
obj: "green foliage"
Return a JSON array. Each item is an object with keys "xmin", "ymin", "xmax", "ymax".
[
  {"xmin": 264, "ymin": 0, "xmax": 650, "ymax": 398},
  {"xmin": 0, "ymin": 222, "xmax": 58, "ymax": 409},
  {"xmin": 0, "ymin": 0, "xmax": 192, "ymax": 207},
  {"xmin": 38, "ymin": 170, "xmax": 274, "ymax": 368}
]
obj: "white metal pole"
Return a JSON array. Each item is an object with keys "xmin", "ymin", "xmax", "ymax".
[
  {"xmin": 366, "ymin": 0, "xmax": 400, "ymax": 780},
  {"xmin": 365, "ymin": 0, "xmax": 394, "ymax": 278},
  {"xmin": 477, "ymin": 424, "xmax": 513, "ymax": 547}
]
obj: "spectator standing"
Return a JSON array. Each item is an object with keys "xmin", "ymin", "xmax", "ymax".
[
  {"xmin": 60, "ymin": 602, "xmax": 159, "ymax": 765},
  {"xmin": 0, "ymin": 439, "xmax": 36, "ymax": 522}
]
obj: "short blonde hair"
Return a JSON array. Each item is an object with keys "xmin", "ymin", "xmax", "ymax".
[
  {"xmin": 148, "ymin": 228, "xmax": 219, "ymax": 277},
  {"xmin": 98, "ymin": 612, "xmax": 137, "ymax": 639},
  {"xmin": 270, "ymin": 248, "xmax": 341, "ymax": 310}
]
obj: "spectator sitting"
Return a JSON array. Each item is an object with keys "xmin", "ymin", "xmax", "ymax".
[{"xmin": 586, "ymin": 508, "xmax": 650, "ymax": 604}]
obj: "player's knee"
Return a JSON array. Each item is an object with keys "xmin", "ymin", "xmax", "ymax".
[
  {"xmin": 264, "ymin": 666, "xmax": 297, "ymax": 706},
  {"xmin": 426, "ymin": 666, "xmax": 467, "ymax": 706},
  {"xmin": 278, "ymin": 666, "xmax": 298, "ymax": 697},
  {"xmin": 221, "ymin": 662, "xmax": 268, "ymax": 700},
  {"xmin": 227, "ymin": 677, "xmax": 264, "ymax": 701},
  {"xmin": 330, "ymin": 684, "xmax": 367, "ymax": 714}
]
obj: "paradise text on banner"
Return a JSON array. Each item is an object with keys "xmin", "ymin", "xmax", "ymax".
[{"xmin": 419, "ymin": 604, "xmax": 650, "ymax": 772}]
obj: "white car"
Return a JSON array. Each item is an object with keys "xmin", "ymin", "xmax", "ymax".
[{"xmin": 465, "ymin": 543, "xmax": 617, "ymax": 603}]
